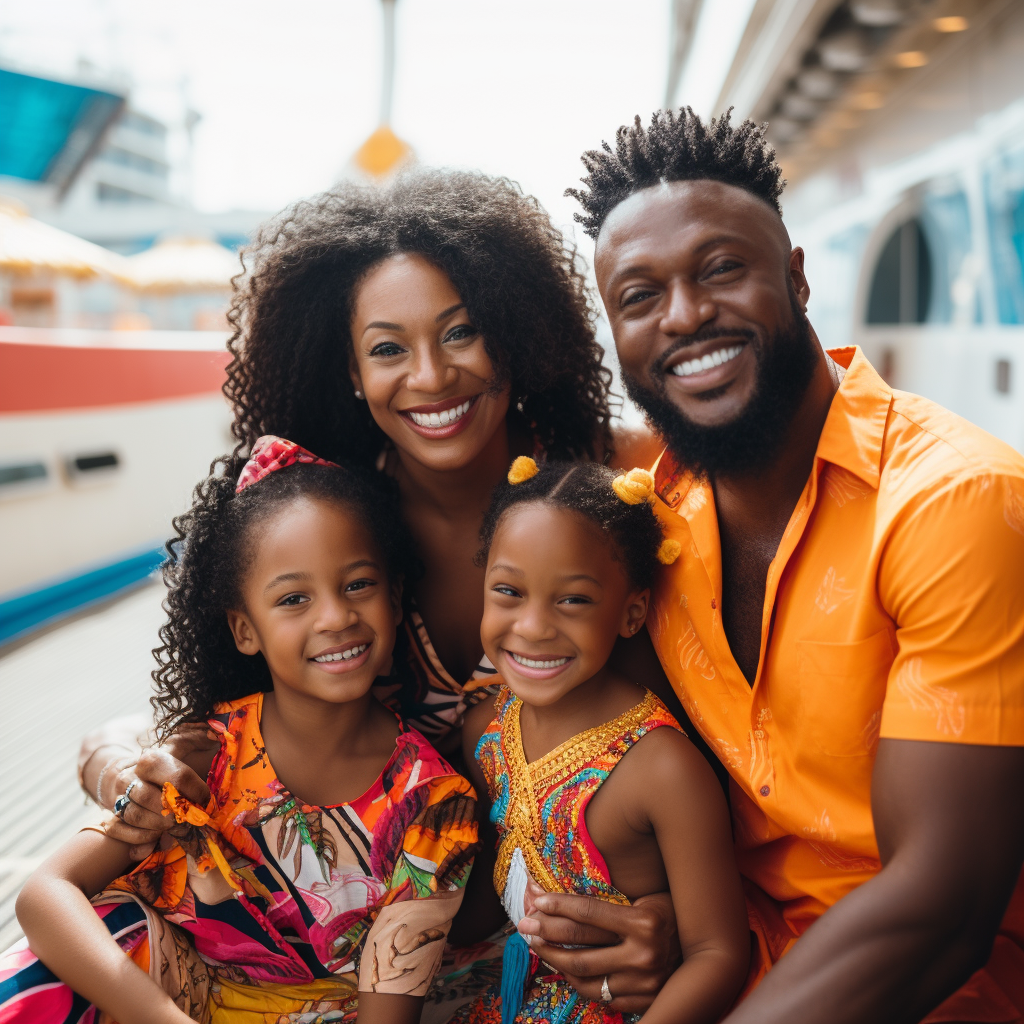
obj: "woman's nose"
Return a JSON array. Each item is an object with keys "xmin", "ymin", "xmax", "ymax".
[{"xmin": 406, "ymin": 344, "xmax": 456, "ymax": 394}]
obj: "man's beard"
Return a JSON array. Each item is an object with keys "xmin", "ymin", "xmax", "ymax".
[{"xmin": 621, "ymin": 295, "xmax": 818, "ymax": 479}]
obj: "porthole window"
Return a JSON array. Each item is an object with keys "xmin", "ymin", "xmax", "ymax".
[{"xmin": 866, "ymin": 218, "xmax": 933, "ymax": 324}]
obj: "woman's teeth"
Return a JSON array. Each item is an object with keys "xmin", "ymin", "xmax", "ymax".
[
  {"xmin": 510, "ymin": 652, "xmax": 571, "ymax": 669},
  {"xmin": 408, "ymin": 399, "xmax": 472, "ymax": 428},
  {"xmin": 313, "ymin": 644, "xmax": 368, "ymax": 663},
  {"xmin": 670, "ymin": 344, "xmax": 744, "ymax": 377}
]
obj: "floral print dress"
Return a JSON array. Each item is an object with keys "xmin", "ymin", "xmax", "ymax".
[{"xmin": 0, "ymin": 693, "xmax": 478, "ymax": 1024}]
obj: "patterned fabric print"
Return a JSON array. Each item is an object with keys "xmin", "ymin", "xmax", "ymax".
[
  {"xmin": 455, "ymin": 687, "xmax": 682, "ymax": 1024},
  {"xmin": 374, "ymin": 598, "xmax": 499, "ymax": 744},
  {"xmin": 0, "ymin": 693, "xmax": 478, "ymax": 1023}
]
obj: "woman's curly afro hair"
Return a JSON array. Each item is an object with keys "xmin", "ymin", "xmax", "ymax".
[
  {"xmin": 567, "ymin": 107, "xmax": 785, "ymax": 240},
  {"xmin": 479, "ymin": 461, "xmax": 667, "ymax": 591},
  {"xmin": 225, "ymin": 169, "xmax": 613, "ymax": 465},
  {"xmin": 150, "ymin": 457, "xmax": 416, "ymax": 738}
]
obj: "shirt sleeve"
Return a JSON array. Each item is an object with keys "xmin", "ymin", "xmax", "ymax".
[
  {"xmin": 359, "ymin": 773, "xmax": 478, "ymax": 995},
  {"xmin": 879, "ymin": 472, "xmax": 1024, "ymax": 745}
]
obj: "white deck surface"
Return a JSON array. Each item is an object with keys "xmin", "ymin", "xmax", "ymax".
[{"xmin": 0, "ymin": 583, "xmax": 165, "ymax": 949}]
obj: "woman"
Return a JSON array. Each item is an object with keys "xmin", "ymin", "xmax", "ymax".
[{"xmin": 78, "ymin": 169, "xmax": 674, "ymax": 1011}]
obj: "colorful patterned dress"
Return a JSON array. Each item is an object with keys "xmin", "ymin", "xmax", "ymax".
[
  {"xmin": 456, "ymin": 686, "xmax": 683, "ymax": 1024},
  {"xmin": 0, "ymin": 693, "xmax": 478, "ymax": 1024}
]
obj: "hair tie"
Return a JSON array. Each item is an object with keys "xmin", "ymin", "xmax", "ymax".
[
  {"xmin": 236, "ymin": 435, "xmax": 339, "ymax": 493},
  {"xmin": 611, "ymin": 468, "xmax": 655, "ymax": 505},
  {"xmin": 657, "ymin": 538, "xmax": 682, "ymax": 565},
  {"xmin": 507, "ymin": 456, "xmax": 539, "ymax": 485}
]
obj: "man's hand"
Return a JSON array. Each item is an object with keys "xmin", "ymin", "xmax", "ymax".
[
  {"xmin": 102, "ymin": 724, "xmax": 217, "ymax": 860},
  {"xmin": 517, "ymin": 884, "xmax": 681, "ymax": 1014}
]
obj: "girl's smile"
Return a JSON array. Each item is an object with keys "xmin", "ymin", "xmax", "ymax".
[{"xmin": 501, "ymin": 649, "xmax": 576, "ymax": 680}]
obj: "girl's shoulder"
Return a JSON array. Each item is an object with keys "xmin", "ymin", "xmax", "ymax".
[{"xmin": 380, "ymin": 721, "xmax": 476, "ymax": 806}]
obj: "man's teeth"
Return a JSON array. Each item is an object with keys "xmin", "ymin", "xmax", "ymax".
[
  {"xmin": 510, "ymin": 652, "xmax": 571, "ymax": 669},
  {"xmin": 669, "ymin": 344, "xmax": 744, "ymax": 378},
  {"xmin": 409, "ymin": 399, "xmax": 472, "ymax": 428},
  {"xmin": 313, "ymin": 644, "xmax": 368, "ymax": 663}
]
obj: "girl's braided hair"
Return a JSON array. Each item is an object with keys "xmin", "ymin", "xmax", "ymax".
[
  {"xmin": 225, "ymin": 168, "xmax": 613, "ymax": 465},
  {"xmin": 478, "ymin": 459, "xmax": 678, "ymax": 591},
  {"xmin": 150, "ymin": 457, "xmax": 416, "ymax": 739}
]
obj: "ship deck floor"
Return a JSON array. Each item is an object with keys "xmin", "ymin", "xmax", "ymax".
[{"xmin": 0, "ymin": 583, "xmax": 163, "ymax": 950}]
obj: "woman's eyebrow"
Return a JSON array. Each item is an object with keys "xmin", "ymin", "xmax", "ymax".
[
  {"xmin": 363, "ymin": 320, "xmax": 403, "ymax": 335},
  {"xmin": 435, "ymin": 302, "xmax": 466, "ymax": 322}
]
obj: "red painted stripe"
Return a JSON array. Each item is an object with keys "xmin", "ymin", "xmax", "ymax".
[{"xmin": 0, "ymin": 343, "xmax": 231, "ymax": 412}]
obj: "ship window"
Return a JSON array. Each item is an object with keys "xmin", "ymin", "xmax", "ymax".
[
  {"xmin": 0, "ymin": 462, "xmax": 47, "ymax": 488},
  {"xmin": 69, "ymin": 452, "xmax": 119, "ymax": 474},
  {"xmin": 866, "ymin": 218, "xmax": 933, "ymax": 324}
]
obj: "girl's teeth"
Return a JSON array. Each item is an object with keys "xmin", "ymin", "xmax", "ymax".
[
  {"xmin": 314, "ymin": 644, "xmax": 368, "ymax": 663},
  {"xmin": 510, "ymin": 652, "xmax": 571, "ymax": 669},
  {"xmin": 409, "ymin": 399, "xmax": 472, "ymax": 428},
  {"xmin": 670, "ymin": 344, "xmax": 743, "ymax": 378}
]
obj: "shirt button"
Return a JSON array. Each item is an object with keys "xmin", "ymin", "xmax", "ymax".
[{"xmin": 759, "ymin": 786, "xmax": 770, "ymax": 797}]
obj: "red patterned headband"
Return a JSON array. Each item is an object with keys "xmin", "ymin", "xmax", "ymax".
[{"xmin": 235, "ymin": 435, "xmax": 338, "ymax": 493}]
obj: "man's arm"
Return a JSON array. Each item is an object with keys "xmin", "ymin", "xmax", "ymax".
[{"xmin": 724, "ymin": 738, "xmax": 1024, "ymax": 1024}]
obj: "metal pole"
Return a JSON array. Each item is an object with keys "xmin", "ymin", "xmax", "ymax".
[{"xmin": 380, "ymin": 0, "xmax": 396, "ymax": 125}]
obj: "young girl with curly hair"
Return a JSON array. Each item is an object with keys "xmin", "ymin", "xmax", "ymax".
[
  {"xmin": 2, "ymin": 438, "xmax": 478, "ymax": 1024},
  {"xmin": 455, "ymin": 458, "xmax": 750, "ymax": 1024}
]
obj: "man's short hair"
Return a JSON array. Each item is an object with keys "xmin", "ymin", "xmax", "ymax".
[{"xmin": 567, "ymin": 107, "xmax": 786, "ymax": 240}]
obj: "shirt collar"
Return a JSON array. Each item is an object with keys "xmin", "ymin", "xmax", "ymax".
[{"xmin": 653, "ymin": 345, "xmax": 891, "ymax": 507}]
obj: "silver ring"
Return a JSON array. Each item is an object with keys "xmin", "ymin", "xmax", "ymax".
[
  {"xmin": 113, "ymin": 793, "xmax": 131, "ymax": 818},
  {"xmin": 124, "ymin": 780, "xmax": 139, "ymax": 804},
  {"xmin": 600, "ymin": 976, "xmax": 612, "ymax": 1004}
]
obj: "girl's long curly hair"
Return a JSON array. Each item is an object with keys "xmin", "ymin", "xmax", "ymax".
[
  {"xmin": 150, "ymin": 458, "xmax": 416, "ymax": 738},
  {"xmin": 224, "ymin": 169, "xmax": 613, "ymax": 464}
]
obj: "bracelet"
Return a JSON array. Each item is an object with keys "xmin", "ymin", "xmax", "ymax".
[{"xmin": 94, "ymin": 753, "xmax": 134, "ymax": 808}]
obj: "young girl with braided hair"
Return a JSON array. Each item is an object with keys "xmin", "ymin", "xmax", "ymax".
[
  {"xmin": 1, "ymin": 437, "xmax": 478, "ymax": 1024},
  {"xmin": 455, "ymin": 458, "xmax": 749, "ymax": 1024}
]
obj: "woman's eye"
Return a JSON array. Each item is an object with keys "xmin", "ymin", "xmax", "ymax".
[
  {"xmin": 493, "ymin": 585, "xmax": 520, "ymax": 598},
  {"xmin": 369, "ymin": 341, "xmax": 404, "ymax": 358},
  {"xmin": 443, "ymin": 324, "xmax": 478, "ymax": 344},
  {"xmin": 279, "ymin": 594, "xmax": 308, "ymax": 606}
]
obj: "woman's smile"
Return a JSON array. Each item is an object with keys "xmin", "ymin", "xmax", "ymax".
[{"xmin": 400, "ymin": 394, "xmax": 481, "ymax": 438}]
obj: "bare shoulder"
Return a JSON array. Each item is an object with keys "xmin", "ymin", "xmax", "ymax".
[
  {"xmin": 462, "ymin": 694, "xmax": 499, "ymax": 753},
  {"xmin": 609, "ymin": 423, "xmax": 664, "ymax": 472}
]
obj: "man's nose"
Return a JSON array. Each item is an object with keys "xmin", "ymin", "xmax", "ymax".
[
  {"xmin": 659, "ymin": 280, "xmax": 716, "ymax": 337},
  {"xmin": 407, "ymin": 344, "xmax": 456, "ymax": 394}
]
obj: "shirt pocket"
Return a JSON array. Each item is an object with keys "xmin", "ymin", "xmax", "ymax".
[{"xmin": 794, "ymin": 630, "xmax": 895, "ymax": 757}]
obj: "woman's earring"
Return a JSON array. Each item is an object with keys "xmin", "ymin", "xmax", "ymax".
[
  {"xmin": 629, "ymin": 622, "xmax": 638, "ymax": 634},
  {"xmin": 354, "ymin": 389, "xmax": 364, "ymax": 400}
]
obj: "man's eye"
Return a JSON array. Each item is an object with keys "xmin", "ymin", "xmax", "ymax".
[
  {"xmin": 369, "ymin": 341, "xmax": 404, "ymax": 358},
  {"xmin": 493, "ymin": 585, "xmax": 520, "ymax": 598},
  {"xmin": 443, "ymin": 324, "xmax": 478, "ymax": 344},
  {"xmin": 622, "ymin": 289, "xmax": 655, "ymax": 308},
  {"xmin": 707, "ymin": 260, "xmax": 741, "ymax": 277}
]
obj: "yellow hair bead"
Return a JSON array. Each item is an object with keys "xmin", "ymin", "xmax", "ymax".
[
  {"xmin": 657, "ymin": 538, "xmax": 682, "ymax": 565},
  {"xmin": 611, "ymin": 467, "xmax": 655, "ymax": 505},
  {"xmin": 507, "ymin": 456, "xmax": 539, "ymax": 484}
]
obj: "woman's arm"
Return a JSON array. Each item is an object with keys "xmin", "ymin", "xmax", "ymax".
[
  {"xmin": 79, "ymin": 721, "xmax": 216, "ymax": 859},
  {"xmin": 447, "ymin": 697, "xmax": 508, "ymax": 946},
  {"xmin": 356, "ymin": 991, "xmax": 424, "ymax": 1024},
  {"xmin": 16, "ymin": 831, "xmax": 194, "ymax": 1024}
]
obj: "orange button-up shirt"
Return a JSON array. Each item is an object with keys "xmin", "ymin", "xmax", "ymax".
[{"xmin": 647, "ymin": 347, "xmax": 1024, "ymax": 1021}]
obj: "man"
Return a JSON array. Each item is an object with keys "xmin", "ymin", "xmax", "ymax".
[{"xmin": 524, "ymin": 108, "xmax": 1024, "ymax": 1023}]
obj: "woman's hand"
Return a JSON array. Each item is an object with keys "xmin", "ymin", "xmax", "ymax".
[
  {"xmin": 516, "ymin": 885, "xmax": 681, "ymax": 1014},
  {"xmin": 101, "ymin": 724, "xmax": 217, "ymax": 860}
]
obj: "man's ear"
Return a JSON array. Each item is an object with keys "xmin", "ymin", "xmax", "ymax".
[
  {"xmin": 620, "ymin": 588, "xmax": 650, "ymax": 639},
  {"xmin": 226, "ymin": 609, "xmax": 261, "ymax": 655},
  {"xmin": 789, "ymin": 247, "xmax": 810, "ymax": 311}
]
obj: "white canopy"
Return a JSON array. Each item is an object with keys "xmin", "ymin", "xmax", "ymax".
[{"xmin": 125, "ymin": 236, "xmax": 241, "ymax": 292}]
